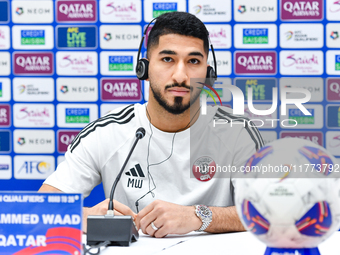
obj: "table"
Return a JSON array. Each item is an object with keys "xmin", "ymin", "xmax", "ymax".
[{"xmin": 85, "ymin": 231, "xmax": 340, "ymax": 255}]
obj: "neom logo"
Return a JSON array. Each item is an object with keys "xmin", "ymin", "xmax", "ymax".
[
  {"xmin": 16, "ymin": 8, "xmax": 51, "ymax": 15},
  {"xmin": 0, "ymin": 60, "xmax": 7, "ymax": 67},
  {"xmin": 238, "ymin": 5, "xmax": 275, "ymax": 13},
  {"xmin": 65, "ymin": 86, "xmax": 95, "ymax": 93},
  {"xmin": 60, "ymin": 85, "xmax": 68, "ymax": 93},
  {"xmin": 330, "ymin": 31, "xmax": 339, "ymax": 40},
  {"xmin": 18, "ymin": 137, "xmax": 52, "ymax": 145}
]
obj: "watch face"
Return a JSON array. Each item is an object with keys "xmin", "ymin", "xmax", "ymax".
[{"xmin": 199, "ymin": 205, "xmax": 212, "ymax": 219}]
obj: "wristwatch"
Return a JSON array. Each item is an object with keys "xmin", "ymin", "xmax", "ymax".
[{"xmin": 194, "ymin": 205, "xmax": 213, "ymax": 232}]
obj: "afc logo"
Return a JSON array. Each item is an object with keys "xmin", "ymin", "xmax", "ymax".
[{"xmin": 18, "ymin": 161, "xmax": 51, "ymax": 174}]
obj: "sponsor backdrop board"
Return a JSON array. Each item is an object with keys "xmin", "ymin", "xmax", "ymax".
[{"xmin": 0, "ymin": 0, "xmax": 339, "ymax": 209}]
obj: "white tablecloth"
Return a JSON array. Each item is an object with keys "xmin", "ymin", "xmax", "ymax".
[{"xmin": 85, "ymin": 231, "xmax": 340, "ymax": 255}]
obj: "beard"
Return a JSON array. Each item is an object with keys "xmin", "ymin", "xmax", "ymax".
[{"xmin": 150, "ymin": 82, "xmax": 201, "ymax": 115}]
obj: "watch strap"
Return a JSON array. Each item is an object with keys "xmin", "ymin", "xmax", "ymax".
[{"xmin": 195, "ymin": 205, "xmax": 212, "ymax": 232}]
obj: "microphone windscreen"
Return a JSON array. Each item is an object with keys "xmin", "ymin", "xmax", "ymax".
[{"xmin": 136, "ymin": 127, "xmax": 146, "ymax": 139}]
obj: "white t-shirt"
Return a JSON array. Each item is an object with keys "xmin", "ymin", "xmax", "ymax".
[{"xmin": 44, "ymin": 103, "xmax": 263, "ymax": 212}]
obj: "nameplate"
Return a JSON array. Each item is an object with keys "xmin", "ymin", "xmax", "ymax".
[{"xmin": 0, "ymin": 192, "xmax": 82, "ymax": 254}]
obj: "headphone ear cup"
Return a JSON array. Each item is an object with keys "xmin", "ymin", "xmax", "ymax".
[
  {"xmin": 206, "ymin": 66, "xmax": 217, "ymax": 80},
  {"xmin": 206, "ymin": 66, "xmax": 217, "ymax": 87},
  {"xmin": 136, "ymin": 59, "xmax": 149, "ymax": 80}
]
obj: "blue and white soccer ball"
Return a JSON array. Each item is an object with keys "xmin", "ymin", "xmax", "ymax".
[{"xmin": 235, "ymin": 138, "xmax": 340, "ymax": 248}]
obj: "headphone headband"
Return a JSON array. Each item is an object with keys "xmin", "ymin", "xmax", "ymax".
[
  {"xmin": 136, "ymin": 17, "xmax": 217, "ymax": 81},
  {"xmin": 136, "ymin": 17, "xmax": 157, "ymax": 67}
]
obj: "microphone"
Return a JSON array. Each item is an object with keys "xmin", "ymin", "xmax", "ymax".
[
  {"xmin": 136, "ymin": 127, "xmax": 146, "ymax": 139},
  {"xmin": 87, "ymin": 128, "xmax": 146, "ymax": 247},
  {"xmin": 107, "ymin": 128, "xmax": 145, "ymax": 212}
]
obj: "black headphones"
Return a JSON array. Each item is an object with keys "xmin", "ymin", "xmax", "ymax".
[{"xmin": 135, "ymin": 17, "xmax": 218, "ymax": 82}]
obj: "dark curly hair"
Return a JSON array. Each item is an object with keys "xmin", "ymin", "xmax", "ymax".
[{"xmin": 147, "ymin": 12, "xmax": 209, "ymax": 58}]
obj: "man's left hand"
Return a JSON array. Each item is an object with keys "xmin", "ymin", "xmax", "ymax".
[{"xmin": 135, "ymin": 200, "xmax": 202, "ymax": 238}]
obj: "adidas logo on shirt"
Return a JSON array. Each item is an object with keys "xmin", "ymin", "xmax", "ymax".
[
  {"xmin": 125, "ymin": 164, "xmax": 144, "ymax": 189},
  {"xmin": 125, "ymin": 164, "xmax": 145, "ymax": 178}
]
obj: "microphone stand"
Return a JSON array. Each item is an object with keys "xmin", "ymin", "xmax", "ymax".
[{"xmin": 87, "ymin": 128, "xmax": 145, "ymax": 246}]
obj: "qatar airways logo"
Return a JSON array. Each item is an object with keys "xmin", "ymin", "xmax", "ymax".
[
  {"xmin": 0, "ymin": 105, "xmax": 10, "ymax": 126},
  {"xmin": 281, "ymin": 0, "xmax": 323, "ymax": 20},
  {"xmin": 281, "ymin": 132, "xmax": 323, "ymax": 146},
  {"xmin": 57, "ymin": 0, "xmax": 96, "ymax": 22},
  {"xmin": 102, "ymin": 2, "xmax": 137, "ymax": 14},
  {"xmin": 0, "ymin": 30, "xmax": 5, "ymax": 39},
  {"xmin": 238, "ymin": 56, "xmax": 273, "ymax": 68},
  {"xmin": 14, "ymin": 53, "xmax": 53, "ymax": 75},
  {"xmin": 101, "ymin": 78, "xmax": 141, "ymax": 101},
  {"xmin": 58, "ymin": 131, "xmax": 79, "ymax": 153},
  {"xmin": 327, "ymin": 78, "xmax": 340, "ymax": 101},
  {"xmin": 59, "ymin": 55, "xmax": 93, "ymax": 68},
  {"xmin": 235, "ymin": 52, "xmax": 277, "ymax": 75},
  {"xmin": 16, "ymin": 57, "xmax": 50, "ymax": 68},
  {"xmin": 59, "ymin": 3, "xmax": 94, "ymax": 16}
]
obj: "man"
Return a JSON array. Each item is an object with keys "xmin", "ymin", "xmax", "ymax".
[{"xmin": 39, "ymin": 12, "xmax": 263, "ymax": 238}]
